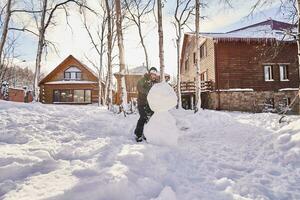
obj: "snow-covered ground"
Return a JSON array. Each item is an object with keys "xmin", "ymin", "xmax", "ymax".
[{"xmin": 0, "ymin": 100, "xmax": 300, "ymax": 200}]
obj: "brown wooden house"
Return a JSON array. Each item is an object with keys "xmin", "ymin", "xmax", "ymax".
[
  {"xmin": 114, "ymin": 65, "xmax": 170, "ymax": 104},
  {"xmin": 39, "ymin": 55, "xmax": 105, "ymax": 104},
  {"xmin": 180, "ymin": 19, "xmax": 300, "ymax": 113}
]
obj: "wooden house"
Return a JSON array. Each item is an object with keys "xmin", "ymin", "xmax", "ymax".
[
  {"xmin": 114, "ymin": 65, "xmax": 170, "ymax": 104},
  {"xmin": 0, "ymin": 87, "xmax": 33, "ymax": 103},
  {"xmin": 180, "ymin": 19, "xmax": 300, "ymax": 113},
  {"xmin": 39, "ymin": 55, "xmax": 105, "ymax": 104}
]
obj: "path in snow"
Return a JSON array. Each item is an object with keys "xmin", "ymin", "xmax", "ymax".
[{"xmin": 0, "ymin": 101, "xmax": 299, "ymax": 200}]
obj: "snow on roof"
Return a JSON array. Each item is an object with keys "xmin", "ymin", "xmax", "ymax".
[
  {"xmin": 44, "ymin": 81, "xmax": 97, "ymax": 85},
  {"xmin": 115, "ymin": 65, "xmax": 170, "ymax": 76},
  {"xmin": 127, "ymin": 65, "xmax": 148, "ymax": 75},
  {"xmin": 198, "ymin": 19, "xmax": 296, "ymax": 42}
]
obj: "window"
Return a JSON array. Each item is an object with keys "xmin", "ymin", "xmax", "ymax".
[
  {"xmin": 193, "ymin": 52, "xmax": 196, "ymax": 64},
  {"xmin": 280, "ymin": 65, "xmax": 289, "ymax": 81},
  {"xmin": 185, "ymin": 59, "xmax": 189, "ymax": 71},
  {"xmin": 64, "ymin": 66, "xmax": 82, "ymax": 80},
  {"xmin": 53, "ymin": 90, "xmax": 60, "ymax": 102},
  {"xmin": 53, "ymin": 89, "xmax": 92, "ymax": 103},
  {"xmin": 200, "ymin": 71, "xmax": 207, "ymax": 81},
  {"xmin": 74, "ymin": 90, "xmax": 85, "ymax": 103},
  {"xmin": 60, "ymin": 90, "xmax": 73, "ymax": 102},
  {"xmin": 200, "ymin": 43, "xmax": 207, "ymax": 59},
  {"xmin": 85, "ymin": 90, "xmax": 91, "ymax": 103},
  {"xmin": 64, "ymin": 72, "xmax": 71, "ymax": 79},
  {"xmin": 283, "ymin": 97, "xmax": 291, "ymax": 107},
  {"xmin": 264, "ymin": 65, "xmax": 273, "ymax": 81}
]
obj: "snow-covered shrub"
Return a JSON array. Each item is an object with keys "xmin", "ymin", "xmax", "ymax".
[{"xmin": 1, "ymin": 81, "xmax": 9, "ymax": 100}]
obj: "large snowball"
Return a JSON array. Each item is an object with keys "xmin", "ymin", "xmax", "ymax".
[
  {"xmin": 144, "ymin": 112, "xmax": 179, "ymax": 146},
  {"xmin": 147, "ymin": 82, "xmax": 177, "ymax": 112}
]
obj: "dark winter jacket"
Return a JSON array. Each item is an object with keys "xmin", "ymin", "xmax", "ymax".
[{"xmin": 137, "ymin": 74, "xmax": 157, "ymax": 106}]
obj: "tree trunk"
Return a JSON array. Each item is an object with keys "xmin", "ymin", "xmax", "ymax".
[
  {"xmin": 105, "ymin": 0, "xmax": 113, "ymax": 109},
  {"xmin": 98, "ymin": 70, "xmax": 102, "ymax": 106},
  {"xmin": 157, "ymin": 0, "xmax": 165, "ymax": 82},
  {"xmin": 176, "ymin": 25, "xmax": 182, "ymax": 109},
  {"xmin": 195, "ymin": 0, "xmax": 201, "ymax": 112},
  {"xmin": 0, "ymin": 0, "xmax": 13, "ymax": 68},
  {"xmin": 137, "ymin": 19, "xmax": 149, "ymax": 70},
  {"xmin": 104, "ymin": 68, "xmax": 109, "ymax": 105},
  {"xmin": 33, "ymin": 0, "xmax": 47, "ymax": 102},
  {"xmin": 297, "ymin": 0, "xmax": 300, "ymax": 114},
  {"xmin": 115, "ymin": 0, "xmax": 128, "ymax": 110}
]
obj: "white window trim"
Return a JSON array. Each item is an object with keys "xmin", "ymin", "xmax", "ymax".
[
  {"xmin": 264, "ymin": 65, "xmax": 273, "ymax": 81},
  {"xmin": 279, "ymin": 65, "xmax": 289, "ymax": 81}
]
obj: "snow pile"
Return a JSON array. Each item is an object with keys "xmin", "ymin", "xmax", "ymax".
[
  {"xmin": 1, "ymin": 100, "xmax": 300, "ymax": 199},
  {"xmin": 275, "ymin": 119, "xmax": 300, "ymax": 166},
  {"xmin": 144, "ymin": 82, "xmax": 179, "ymax": 146},
  {"xmin": 214, "ymin": 177, "xmax": 235, "ymax": 191},
  {"xmin": 151, "ymin": 186, "xmax": 177, "ymax": 200}
]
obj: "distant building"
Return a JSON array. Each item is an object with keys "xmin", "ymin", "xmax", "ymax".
[
  {"xmin": 39, "ymin": 55, "xmax": 105, "ymax": 104},
  {"xmin": 114, "ymin": 65, "xmax": 170, "ymax": 104},
  {"xmin": 180, "ymin": 19, "xmax": 300, "ymax": 113},
  {"xmin": 0, "ymin": 86, "xmax": 32, "ymax": 103}
]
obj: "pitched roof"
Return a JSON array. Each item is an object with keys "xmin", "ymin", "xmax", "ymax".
[
  {"xmin": 114, "ymin": 65, "xmax": 170, "ymax": 77},
  {"xmin": 180, "ymin": 19, "xmax": 296, "ymax": 68},
  {"xmin": 39, "ymin": 55, "xmax": 99, "ymax": 85},
  {"xmin": 188, "ymin": 19, "xmax": 296, "ymax": 42},
  {"xmin": 127, "ymin": 65, "xmax": 148, "ymax": 75}
]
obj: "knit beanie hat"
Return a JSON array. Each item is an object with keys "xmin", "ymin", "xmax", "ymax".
[{"xmin": 149, "ymin": 67, "xmax": 158, "ymax": 74}]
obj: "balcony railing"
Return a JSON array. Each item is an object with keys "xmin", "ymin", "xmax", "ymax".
[{"xmin": 174, "ymin": 81, "xmax": 213, "ymax": 94}]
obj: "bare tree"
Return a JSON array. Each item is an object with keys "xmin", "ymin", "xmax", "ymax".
[
  {"xmin": 292, "ymin": 0, "xmax": 300, "ymax": 113},
  {"xmin": 157, "ymin": 0, "xmax": 165, "ymax": 82},
  {"xmin": 115, "ymin": 0, "xmax": 128, "ymax": 111},
  {"xmin": 31, "ymin": 0, "xmax": 94, "ymax": 102},
  {"xmin": 124, "ymin": 0, "xmax": 154, "ymax": 70},
  {"xmin": 173, "ymin": 0, "xmax": 194, "ymax": 109},
  {"xmin": 0, "ymin": 0, "xmax": 13, "ymax": 69},
  {"xmin": 82, "ymin": 2, "xmax": 107, "ymax": 106},
  {"xmin": 105, "ymin": 0, "xmax": 114, "ymax": 109},
  {"xmin": 194, "ymin": 0, "xmax": 201, "ymax": 112},
  {"xmin": 0, "ymin": 24, "xmax": 18, "ymax": 83}
]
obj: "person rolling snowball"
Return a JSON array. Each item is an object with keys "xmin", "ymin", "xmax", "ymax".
[{"xmin": 134, "ymin": 67, "xmax": 159, "ymax": 142}]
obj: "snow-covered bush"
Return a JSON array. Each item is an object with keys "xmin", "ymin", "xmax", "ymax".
[{"xmin": 1, "ymin": 81, "xmax": 9, "ymax": 100}]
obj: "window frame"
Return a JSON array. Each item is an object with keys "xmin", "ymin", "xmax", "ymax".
[
  {"xmin": 64, "ymin": 66, "xmax": 82, "ymax": 81},
  {"xmin": 264, "ymin": 65, "xmax": 274, "ymax": 81},
  {"xmin": 279, "ymin": 65, "xmax": 289, "ymax": 81},
  {"xmin": 185, "ymin": 59, "xmax": 189, "ymax": 71},
  {"xmin": 52, "ymin": 89, "xmax": 92, "ymax": 103},
  {"xmin": 200, "ymin": 43, "xmax": 207, "ymax": 59}
]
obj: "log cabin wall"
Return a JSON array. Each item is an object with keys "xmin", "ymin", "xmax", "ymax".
[{"xmin": 215, "ymin": 41, "xmax": 299, "ymax": 91}]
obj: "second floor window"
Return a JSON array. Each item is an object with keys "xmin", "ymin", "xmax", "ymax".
[
  {"xmin": 185, "ymin": 59, "xmax": 189, "ymax": 71},
  {"xmin": 64, "ymin": 66, "xmax": 82, "ymax": 80},
  {"xmin": 200, "ymin": 71, "xmax": 207, "ymax": 81},
  {"xmin": 264, "ymin": 65, "xmax": 273, "ymax": 81},
  {"xmin": 200, "ymin": 43, "xmax": 207, "ymax": 59},
  {"xmin": 279, "ymin": 65, "xmax": 289, "ymax": 81}
]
